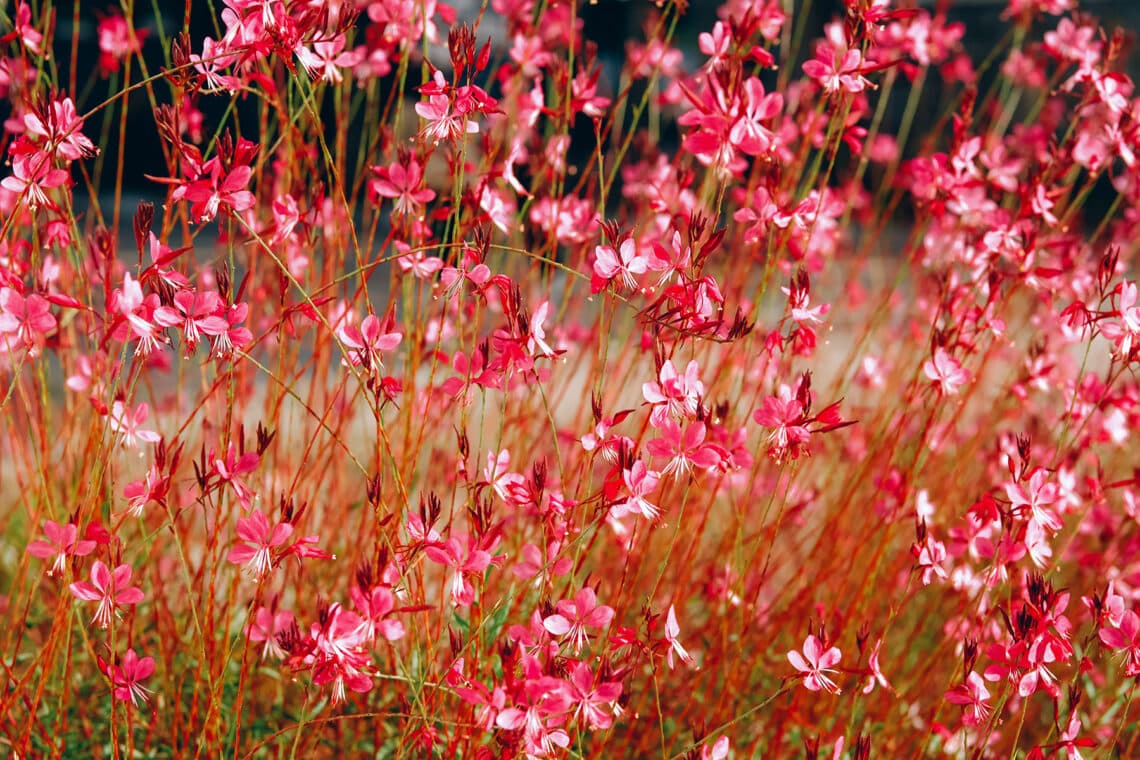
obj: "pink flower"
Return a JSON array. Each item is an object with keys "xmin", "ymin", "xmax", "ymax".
[
  {"xmin": 23, "ymin": 97, "xmax": 96, "ymax": 162},
  {"xmin": 425, "ymin": 535, "xmax": 494, "ymax": 607},
  {"xmin": 923, "ymin": 348, "xmax": 970, "ymax": 395},
  {"xmin": 647, "ymin": 419, "xmax": 724, "ymax": 476},
  {"xmin": 527, "ymin": 300, "xmax": 556, "ymax": 358},
  {"xmin": 295, "ymin": 34, "xmax": 362, "ymax": 84},
  {"xmin": 862, "ymin": 639, "xmax": 894, "ymax": 694},
  {"xmin": 753, "ymin": 385, "xmax": 811, "ymax": 460},
  {"xmin": 610, "ymin": 461, "xmax": 661, "ymax": 521},
  {"xmin": 701, "ymin": 736, "xmax": 732, "ymax": 760},
  {"xmin": 305, "ymin": 603, "xmax": 374, "ymax": 704},
  {"xmin": 642, "ymin": 359, "xmax": 704, "ymax": 425},
  {"xmin": 914, "ymin": 537, "xmax": 949, "ymax": 586},
  {"xmin": 395, "ymin": 245, "xmax": 445, "ymax": 279},
  {"xmin": 26, "ymin": 520, "xmax": 96, "ymax": 576},
  {"xmin": 247, "ymin": 605, "xmax": 294, "ymax": 660},
  {"xmin": 1102, "ymin": 281, "xmax": 1140, "ymax": 358},
  {"xmin": 803, "ymin": 45, "xmax": 869, "ymax": 94},
  {"xmin": 108, "ymin": 401, "xmax": 161, "ymax": 450},
  {"xmin": 945, "ymin": 672, "xmax": 992, "ymax": 726},
  {"xmin": 227, "ymin": 509, "xmax": 294, "ymax": 581},
  {"xmin": 349, "ymin": 585, "xmax": 406, "ymax": 644},
  {"xmin": 1100, "ymin": 610, "xmax": 1140, "ymax": 677},
  {"xmin": 111, "ymin": 273, "xmax": 168, "ymax": 356},
  {"xmin": 183, "ymin": 161, "xmax": 255, "ymax": 223},
  {"xmin": 337, "ymin": 314, "xmax": 402, "ymax": 374},
  {"xmin": 0, "ymin": 288, "xmax": 56, "ymax": 356},
  {"xmin": 664, "ymin": 604, "xmax": 695, "ymax": 670},
  {"xmin": 543, "ymin": 587, "xmax": 615, "ymax": 654},
  {"xmin": 97, "ymin": 13, "xmax": 147, "ymax": 76},
  {"xmin": 1, "ymin": 150, "xmax": 69, "ymax": 210},
  {"xmin": 593, "ymin": 239, "xmax": 649, "ymax": 292},
  {"xmin": 102, "ymin": 648, "xmax": 156, "ymax": 706},
  {"xmin": 729, "ymin": 77, "xmax": 783, "ymax": 155},
  {"xmin": 417, "ymin": 94, "xmax": 477, "ymax": 143},
  {"xmin": 788, "ymin": 634, "xmax": 842, "ymax": 693},
  {"xmin": 369, "ymin": 158, "xmax": 435, "ymax": 218},
  {"xmin": 153, "ymin": 289, "xmax": 228, "ymax": 352},
  {"xmin": 11, "ymin": 2, "xmax": 43, "ymax": 55},
  {"xmin": 562, "ymin": 661, "xmax": 622, "ymax": 730},
  {"xmin": 121, "ymin": 465, "xmax": 165, "ymax": 518},
  {"xmin": 69, "ymin": 561, "xmax": 145, "ymax": 629},
  {"xmin": 1005, "ymin": 467, "xmax": 1062, "ymax": 534},
  {"xmin": 213, "ymin": 443, "xmax": 260, "ymax": 510},
  {"xmin": 210, "ymin": 302, "xmax": 253, "ymax": 360}
]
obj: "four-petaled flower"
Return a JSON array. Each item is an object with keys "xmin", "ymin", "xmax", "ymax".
[
  {"xmin": 945, "ymin": 672, "xmax": 992, "ymax": 727},
  {"xmin": 108, "ymin": 401, "xmax": 161, "ymax": 450},
  {"xmin": 0, "ymin": 287, "xmax": 57, "ymax": 356},
  {"xmin": 69, "ymin": 561, "xmax": 145, "ymax": 629},
  {"xmin": 1099, "ymin": 610, "xmax": 1140, "ymax": 677},
  {"xmin": 788, "ymin": 634, "xmax": 842, "ymax": 693},
  {"xmin": 923, "ymin": 348, "xmax": 970, "ymax": 396},
  {"xmin": 593, "ymin": 239, "xmax": 649, "ymax": 292},
  {"xmin": 26, "ymin": 519, "xmax": 96, "ymax": 576},
  {"xmin": 543, "ymin": 587, "xmax": 615, "ymax": 654},
  {"xmin": 425, "ymin": 535, "xmax": 494, "ymax": 607},
  {"xmin": 227, "ymin": 509, "xmax": 294, "ymax": 581},
  {"xmin": 101, "ymin": 648, "xmax": 156, "ymax": 707},
  {"xmin": 337, "ymin": 314, "xmax": 402, "ymax": 375}
]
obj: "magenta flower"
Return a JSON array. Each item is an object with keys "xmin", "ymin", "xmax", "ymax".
[
  {"xmin": 0, "ymin": 288, "xmax": 56, "ymax": 356},
  {"xmin": 610, "ymin": 461, "xmax": 661, "ymax": 521},
  {"xmin": 562, "ymin": 661, "xmax": 622, "ymax": 731},
  {"xmin": 349, "ymin": 585, "xmax": 406, "ymax": 645},
  {"xmin": 543, "ymin": 587, "xmax": 615, "ymax": 654},
  {"xmin": 425, "ymin": 535, "xmax": 494, "ymax": 607},
  {"xmin": 1099, "ymin": 610, "xmax": 1140, "ymax": 677},
  {"xmin": 26, "ymin": 519, "xmax": 96, "ymax": 576},
  {"xmin": 337, "ymin": 314, "xmax": 402, "ymax": 374},
  {"xmin": 69, "ymin": 561, "xmax": 145, "ymax": 629},
  {"xmin": 183, "ymin": 161, "xmax": 255, "ymax": 223},
  {"xmin": 103, "ymin": 648, "xmax": 156, "ymax": 706},
  {"xmin": 153, "ymin": 289, "xmax": 228, "ymax": 352},
  {"xmin": 592, "ymin": 239, "xmax": 649, "ymax": 292},
  {"xmin": 945, "ymin": 672, "xmax": 992, "ymax": 727},
  {"xmin": 247, "ymin": 605, "xmax": 294, "ymax": 660},
  {"xmin": 227, "ymin": 509, "xmax": 294, "ymax": 581},
  {"xmin": 788, "ymin": 634, "xmax": 842, "ymax": 694}
]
